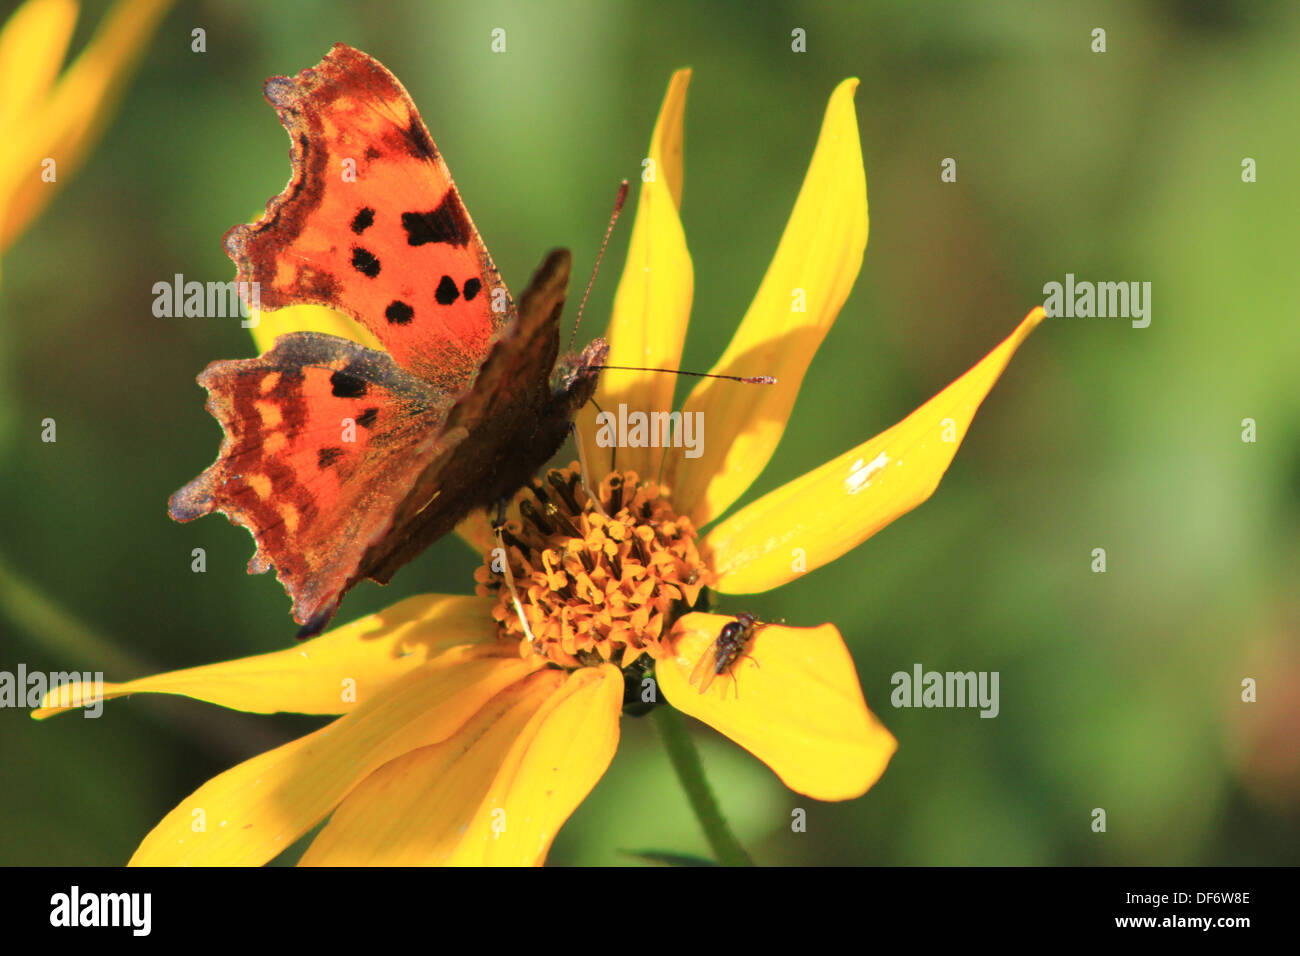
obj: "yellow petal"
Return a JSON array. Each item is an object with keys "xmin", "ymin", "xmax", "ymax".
[
  {"xmin": 300, "ymin": 663, "xmax": 621, "ymax": 865},
  {"xmin": 0, "ymin": 0, "xmax": 78, "ymax": 137},
  {"xmin": 707, "ymin": 307, "xmax": 1045, "ymax": 593},
  {"xmin": 667, "ymin": 79, "xmax": 868, "ymax": 525},
  {"xmin": 0, "ymin": 0, "xmax": 171, "ymax": 249},
  {"xmin": 246, "ymin": 303, "xmax": 383, "ymax": 356},
  {"xmin": 575, "ymin": 70, "xmax": 693, "ymax": 478},
  {"xmin": 32, "ymin": 594, "xmax": 498, "ymax": 718},
  {"xmin": 128, "ymin": 652, "xmax": 547, "ymax": 865},
  {"xmin": 659, "ymin": 613, "xmax": 895, "ymax": 801}
]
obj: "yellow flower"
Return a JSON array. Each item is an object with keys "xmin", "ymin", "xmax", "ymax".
[
  {"xmin": 0, "ymin": 0, "xmax": 171, "ymax": 261},
  {"xmin": 35, "ymin": 71, "xmax": 1043, "ymax": 865}
]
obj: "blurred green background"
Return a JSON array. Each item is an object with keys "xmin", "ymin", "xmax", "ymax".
[{"xmin": 2, "ymin": 0, "xmax": 1297, "ymax": 866}]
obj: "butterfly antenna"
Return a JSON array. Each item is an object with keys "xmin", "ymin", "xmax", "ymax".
[
  {"xmin": 568, "ymin": 180, "xmax": 629, "ymax": 352},
  {"xmin": 593, "ymin": 365, "xmax": 777, "ymax": 386}
]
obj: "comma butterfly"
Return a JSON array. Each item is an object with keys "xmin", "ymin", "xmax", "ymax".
[{"xmin": 169, "ymin": 44, "xmax": 607, "ymax": 637}]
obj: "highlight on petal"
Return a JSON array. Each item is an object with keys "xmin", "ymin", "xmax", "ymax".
[
  {"xmin": 33, "ymin": 594, "xmax": 498, "ymax": 718},
  {"xmin": 667, "ymin": 78, "xmax": 868, "ymax": 525},
  {"xmin": 128, "ymin": 652, "xmax": 547, "ymax": 866},
  {"xmin": 0, "ymin": 0, "xmax": 172, "ymax": 250},
  {"xmin": 247, "ymin": 302, "xmax": 382, "ymax": 356},
  {"xmin": 659, "ymin": 613, "xmax": 895, "ymax": 801},
  {"xmin": 301, "ymin": 663, "xmax": 622, "ymax": 865},
  {"xmin": 575, "ymin": 69, "xmax": 693, "ymax": 478},
  {"xmin": 707, "ymin": 307, "xmax": 1045, "ymax": 594}
]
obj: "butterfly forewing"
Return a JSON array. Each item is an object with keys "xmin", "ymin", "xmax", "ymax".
[{"xmin": 224, "ymin": 43, "xmax": 512, "ymax": 394}]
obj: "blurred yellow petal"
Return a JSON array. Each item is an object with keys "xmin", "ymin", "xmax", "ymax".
[
  {"xmin": 0, "ymin": 0, "xmax": 78, "ymax": 136},
  {"xmin": 659, "ymin": 613, "xmax": 895, "ymax": 801},
  {"xmin": 246, "ymin": 303, "xmax": 383, "ymax": 355},
  {"xmin": 301, "ymin": 664, "xmax": 621, "ymax": 865},
  {"xmin": 707, "ymin": 307, "xmax": 1045, "ymax": 593},
  {"xmin": 128, "ymin": 652, "xmax": 546, "ymax": 865},
  {"xmin": 667, "ymin": 79, "xmax": 868, "ymax": 525},
  {"xmin": 32, "ymin": 594, "xmax": 497, "ymax": 718},
  {"xmin": 576, "ymin": 69, "xmax": 692, "ymax": 477},
  {"xmin": 0, "ymin": 0, "xmax": 171, "ymax": 249}
]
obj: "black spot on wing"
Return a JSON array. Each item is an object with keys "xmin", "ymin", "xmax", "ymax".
[
  {"xmin": 401, "ymin": 191, "xmax": 471, "ymax": 248},
  {"xmin": 385, "ymin": 300, "xmax": 414, "ymax": 325},
  {"xmin": 463, "ymin": 278, "xmax": 482, "ymax": 301},
  {"xmin": 317, "ymin": 447, "xmax": 344, "ymax": 469},
  {"xmin": 435, "ymin": 275, "xmax": 460, "ymax": 305},
  {"xmin": 330, "ymin": 371, "xmax": 368, "ymax": 398},
  {"xmin": 351, "ymin": 247, "xmax": 381, "ymax": 278},
  {"xmin": 356, "ymin": 408, "xmax": 379, "ymax": 429},
  {"xmin": 350, "ymin": 207, "xmax": 375, "ymax": 234}
]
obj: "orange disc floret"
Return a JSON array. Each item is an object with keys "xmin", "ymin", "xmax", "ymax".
[{"xmin": 475, "ymin": 466, "xmax": 713, "ymax": 670}]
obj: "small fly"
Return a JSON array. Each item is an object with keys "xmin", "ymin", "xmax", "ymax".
[{"xmin": 690, "ymin": 612, "xmax": 762, "ymax": 698}]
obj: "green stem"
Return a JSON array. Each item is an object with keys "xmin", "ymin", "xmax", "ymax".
[
  {"xmin": 652, "ymin": 705, "xmax": 754, "ymax": 866},
  {"xmin": 0, "ymin": 552, "xmax": 147, "ymax": 675}
]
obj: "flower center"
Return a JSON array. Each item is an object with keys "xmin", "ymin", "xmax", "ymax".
[{"xmin": 475, "ymin": 466, "xmax": 712, "ymax": 671}]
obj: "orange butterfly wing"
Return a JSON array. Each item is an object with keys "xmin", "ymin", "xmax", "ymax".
[
  {"xmin": 174, "ymin": 45, "xmax": 606, "ymax": 635},
  {"xmin": 224, "ymin": 44, "xmax": 511, "ymax": 392},
  {"xmin": 169, "ymin": 333, "xmax": 454, "ymax": 626}
]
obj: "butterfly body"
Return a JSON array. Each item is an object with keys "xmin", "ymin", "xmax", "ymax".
[{"xmin": 169, "ymin": 45, "xmax": 606, "ymax": 635}]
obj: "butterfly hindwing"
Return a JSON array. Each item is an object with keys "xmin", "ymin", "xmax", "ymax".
[
  {"xmin": 224, "ymin": 43, "xmax": 511, "ymax": 393},
  {"xmin": 169, "ymin": 332, "xmax": 455, "ymax": 626}
]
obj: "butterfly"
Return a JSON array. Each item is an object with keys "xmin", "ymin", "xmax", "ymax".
[
  {"xmin": 690, "ymin": 613, "xmax": 762, "ymax": 697},
  {"xmin": 169, "ymin": 44, "xmax": 608, "ymax": 637}
]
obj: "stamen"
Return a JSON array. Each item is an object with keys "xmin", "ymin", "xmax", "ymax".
[
  {"xmin": 547, "ymin": 469, "xmax": 582, "ymax": 515},
  {"xmin": 519, "ymin": 499, "xmax": 554, "ymax": 536},
  {"xmin": 477, "ymin": 466, "xmax": 713, "ymax": 669}
]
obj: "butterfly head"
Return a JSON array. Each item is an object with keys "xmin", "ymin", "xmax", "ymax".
[{"xmin": 554, "ymin": 336, "xmax": 609, "ymax": 410}]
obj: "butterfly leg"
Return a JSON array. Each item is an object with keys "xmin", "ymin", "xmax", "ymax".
[
  {"xmin": 492, "ymin": 500, "xmax": 537, "ymax": 644},
  {"xmin": 569, "ymin": 421, "xmax": 609, "ymax": 518},
  {"xmin": 587, "ymin": 398, "xmax": 616, "ymax": 473}
]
